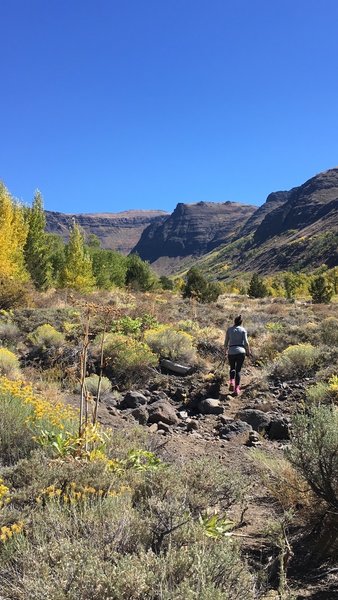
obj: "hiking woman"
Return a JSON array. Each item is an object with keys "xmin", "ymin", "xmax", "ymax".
[{"xmin": 224, "ymin": 315, "xmax": 251, "ymax": 396}]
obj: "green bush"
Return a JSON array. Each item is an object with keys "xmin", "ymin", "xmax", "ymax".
[
  {"xmin": 28, "ymin": 324, "xmax": 65, "ymax": 349},
  {"xmin": 320, "ymin": 316, "xmax": 338, "ymax": 345},
  {"xmin": 272, "ymin": 343, "xmax": 320, "ymax": 378},
  {"xmin": 144, "ymin": 325, "xmax": 196, "ymax": 363},
  {"xmin": 0, "ymin": 348, "xmax": 20, "ymax": 379},
  {"xmin": 102, "ymin": 333, "xmax": 158, "ymax": 382},
  {"xmin": 83, "ymin": 374, "xmax": 112, "ymax": 398},
  {"xmin": 0, "ymin": 389, "xmax": 37, "ymax": 464},
  {"xmin": 0, "ymin": 320, "xmax": 20, "ymax": 346},
  {"xmin": 287, "ymin": 405, "xmax": 338, "ymax": 560}
]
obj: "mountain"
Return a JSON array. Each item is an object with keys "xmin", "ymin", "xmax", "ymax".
[
  {"xmin": 44, "ymin": 167, "xmax": 338, "ymax": 276},
  {"xmin": 195, "ymin": 168, "xmax": 338, "ymax": 277},
  {"xmin": 45, "ymin": 210, "xmax": 168, "ymax": 254},
  {"xmin": 132, "ymin": 201, "xmax": 256, "ymax": 273}
]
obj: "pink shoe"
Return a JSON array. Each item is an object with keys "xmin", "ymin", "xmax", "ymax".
[
  {"xmin": 229, "ymin": 379, "xmax": 235, "ymax": 392},
  {"xmin": 234, "ymin": 386, "xmax": 241, "ymax": 396}
]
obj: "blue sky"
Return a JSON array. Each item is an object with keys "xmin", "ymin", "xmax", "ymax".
[{"xmin": 1, "ymin": 0, "xmax": 338, "ymax": 213}]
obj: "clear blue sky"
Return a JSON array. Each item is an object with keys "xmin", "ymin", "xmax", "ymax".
[{"xmin": 1, "ymin": 0, "xmax": 338, "ymax": 213}]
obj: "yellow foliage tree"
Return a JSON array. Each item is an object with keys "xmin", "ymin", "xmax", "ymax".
[
  {"xmin": 0, "ymin": 183, "xmax": 28, "ymax": 280},
  {"xmin": 59, "ymin": 222, "xmax": 95, "ymax": 292}
]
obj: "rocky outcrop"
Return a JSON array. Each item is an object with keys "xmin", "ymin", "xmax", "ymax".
[
  {"xmin": 254, "ymin": 168, "xmax": 338, "ymax": 244},
  {"xmin": 45, "ymin": 210, "xmax": 168, "ymax": 254},
  {"xmin": 132, "ymin": 201, "xmax": 256, "ymax": 269},
  {"xmin": 238, "ymin": 191, "xmax": 291, "ymax": 237}
]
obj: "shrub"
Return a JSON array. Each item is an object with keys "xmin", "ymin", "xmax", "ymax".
[
  {"xmin": 287, "ymin": 406, "xmax": 338, "ymax": 559},
  {"xmin": 0, "ymin": 320, "xmax": 21, "ymax": 346},
  {"xmin": 0, "ymin": 384, "xmax": 37, "ymax": 464},
  {"xmin": 102, "ymin": 333, "xmax": 158, "ymax": 381},
  {"xmin": 111, "ymin": 315, "xmax": 143, "ymax": 336},
  {"xmin": 83, "ymin": 374, "xmax": 112, "ymax": 399},
  {"xmin": 272, "ymin": 343, "xmax": 320, "ymax": 378},
  {"xmin": 0, "ymin": 348, "xmax": 20, "ymax": 379},
  {"xmin": 28, "ymin": 324, "xmax": 65, "ymax": 349},
  {"xmin": 144, "ymin": 325, "xmax": 196, "ymax": 363},
  {"xmin": 0, "ymin": 276, "xmax": 32, "ymax": 310},
  {"xmin": 320, "ymin": 316, "xmax": 338, "ymax": 345}
]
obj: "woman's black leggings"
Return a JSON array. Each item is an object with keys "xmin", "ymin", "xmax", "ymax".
[{"xmin": 228, "ymin": 353, "xmax": 245, "ymax": 386}]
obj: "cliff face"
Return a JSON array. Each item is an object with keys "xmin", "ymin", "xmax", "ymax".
[
  {"xmin": 45, "ymin": 210, "xmax": 168, "ymax": 254},
  {"xmin": 238, "ymin": 190, "xmax": 291, "ymax": 237},
  {"xmin": 195, "ymin": 168, "xmax": 338, "ymax": 277},
  {"xmin": 254, "ymin": 168, "xmax": 338, "ymax": 244},
  {"xmin": 132, "ymin": 201, "xmax": 256, "ymax": 265}
]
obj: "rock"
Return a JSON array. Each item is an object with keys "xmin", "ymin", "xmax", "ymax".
[
  {"xmin": 237, "ymin": 409, "xmax": 271, "ymax": 432},
  {"xmin": 120, "ymin": 391, "xmax": 147, "ymax": 410},
  {"xmin": 147, "ymin": 400, "xmax": 179, "ymax": 425},
  {"xmin": 198, "ymin": 398, "xmax": 224, "ymax": 415},
  {"xmin": 178, "ymin": 410, "xmax": 188, "ymax": 419},
  {"xmin": 106, "ymin": 406, "xmax": 119, "ymax": 417},
  {"xmin": 160, "ymin": 359, "xmax": 192, "ymax": 375},
  {"xmin": 157, "ymin": 421, "xmax": 171, "ymax": 433},
  {"xmin": 131, "ymin": 406, "xmax": 149, "ymax": 425},
  {"xmin": 187, "ymin": 419, "xmax": 199, "ymax": 431},
  {"xmin": 219, "ymin": 419, "xmax": 252, "ymax": 440},
  {"xmin": 246, "ymin": 431, "xmax": 261, "ymax": 447},
  {"xmin": 148, "ymin": 423, "xmax": 158, "ymax": 433},
  {"xmin": 267, "ymin": 416, "xmax": 290, "ymax": 440}
]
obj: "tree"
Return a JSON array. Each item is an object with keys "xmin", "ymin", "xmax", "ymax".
[
  {"xmin": 59, "ymin": 222, "xmax": 95, "ymax": 292},
  {"xmin": 248, "ymin": 273, "xmax": 268, "ymax": 298},
  {"xmin": 309, "ymin": 275, "xmax": 333, "ymax": 304},
  {"xmin": 0, "ymin": 183, "xmax": 28, "ymax": 281},
  {"xmin": 125, "ymin": 254, "xmax": 156, "ymax": 291},
  {"xmin": 182, "ymin": 267, "xmax": 222, "ymax": 303},
  {"xmin": 91, "ymin": 248, "xmax": 127, "ymax": 289},
  {"xmin": 159, "ymin": 275, "xmax": 174, "ymax": 290},
  {"xmin": 24, "ymin": 190, "xmax": 51, "ymax": 290},
  {"xmin": 283, "ymin": 272, "xmax": 298, "ymax": 300},
  {"xmin": 46, "ymin": 233, "xmax": 66, "ymax": 284}
]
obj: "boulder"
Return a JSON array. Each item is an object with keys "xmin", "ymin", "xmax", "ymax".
[
  {"xmin": 131, "ymin": 405, "xmax": 149, "ymax": 425},
  {"xmin": 119, "ymin": 391, "xmax": 147, "ymax": 410},
  {"xmin": 198, "ymin": 398, "xmax": 224, "ymax": 415},
  {"xmin": 157, "ymin": 421, "xmax": 171, "ymax": 433},
  {"xmin": 237, "ymin": 409, "xmax": 271, "ymax": 432},
  {"xmin": 147, "ymin": 400, "xmax": 179, "ymax": 425},
  {"xmin": 219, "ymin": 419, "xmax": 252, "ymax": 440},
  {"xmin": 267, "ymin": 416, "xmax": 290, "ymax": 440},
  {"xmin": 160, "ymin": 359, "xmax": 191, "ymax": 375}
]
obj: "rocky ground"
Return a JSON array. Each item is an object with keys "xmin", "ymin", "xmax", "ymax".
[{"xmin": 64, "ymin": 359, "xmax": 336, "ymax": 600}]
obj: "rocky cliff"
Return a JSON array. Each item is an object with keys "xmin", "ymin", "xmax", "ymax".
[
  {"xmin": 45, "ymin": 210, "xmax": 168, "ymax": 254},
  {"xmin": 132, "ymin": 201, "xmax": 256, "ymax": 271},
  {"xmin": 196, "ymin": 168, "xmax": 338, "ymax": 276}
]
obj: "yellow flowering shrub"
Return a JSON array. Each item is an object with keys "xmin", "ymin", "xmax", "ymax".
[
  {"xmin": 144, "ymin": 325, "xmax": 196, "ymax": 363},
  {"xmin": 0, "ymin": 478, "xmax": 10, "ymax": 508},
  {"xmin": 0, "ymin": 377, "xmax": 75, "ymax": 431},
  {"xmin": 0, "ymin": 348, "xmax": 20, "ymax": 379},
  {"xmin": 36, "ymin": 482, "xmax": 131, "ymax": 506},
  {"xmin": 0, "ymin": 521, "xmax": 24, "ymax": 543},
  {"xmin": 103, "ymin": 333, "xmax": 158, "ymax": 377}
]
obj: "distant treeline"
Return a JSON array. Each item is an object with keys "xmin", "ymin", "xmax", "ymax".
[{"xmin": 0, "ymin": 183, "xmax": 166, "ymax": 294}]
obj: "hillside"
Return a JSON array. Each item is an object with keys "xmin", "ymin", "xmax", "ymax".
[
  {"xmin": 132, "ymin": 201, "xmax": 256, "ymax": 274},
  {"xmin": 189, "ymin": 168, "xmax": 338, "ymax": 278},
  {"xmin": 45, "ymin": 210, "xmax": 168, "ymax": 254}
]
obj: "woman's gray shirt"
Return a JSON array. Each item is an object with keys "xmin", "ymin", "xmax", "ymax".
[{"xmin": 224, "ymin": 326, "xmax": 249, "ymax": 355}]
